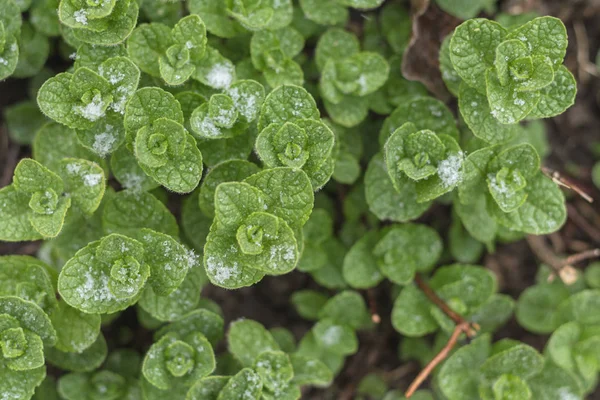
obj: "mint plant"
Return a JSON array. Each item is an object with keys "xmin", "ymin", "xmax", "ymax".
[{"xmin": 0, "ymin": 2, "xmax": 594, "ymax": 400}]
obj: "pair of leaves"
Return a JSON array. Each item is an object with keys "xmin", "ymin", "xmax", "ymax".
[
  {"xmin": 250, "ymin": 26, "xmax": 305, "ymax": 87},
  {"xmin": 58, "ymin": 230, "xmax": 195, "ymax": 314},
  {"xmin": 385, "ymin": 122, "xmax": 465, "ymax": 203},
  {"xmin": 458, "ymin": 143, "xmax": 566, "ymax": 235},
  {"xmin": 342, "ymin": 224, "xmax": 442, "ymax": 289},
  {"xmin": 438, "ymin": 335, "xmax": 581, "ymax": 400},
  {"xmin": 449, "ymin": 17, "xmax": 576, "ymax": 135},
  {"xmin": 0, "ymin": 0, "xmax": 22, "ymax": 80},
  {"xmin": 0, "ymin": 296, "xmax": 57, "ymax": 373},
  {"xmin": 299, "ymin": 0, "xmax": 384, "ymax": 26},
  {"xmin": 0, "ymin": 158, "xmax": 105, "ymax": 241},
  {"xmin": 124, "ymin": 87, "xmax": 203, "ymax": 193},
  {"xmin": 37, "ymin": 56, "xmax": 140, "ymax": 131},
  {"xmin": 190, "ymin": 79, "xmax": 265, "ymax": 140},
  {"xmin": 255, "ymin": 85, "xmax": 336, "ymax": 190},
  {"xmin": 188, "ymin": 0, "xmax": 293, "ymax": 37},
  {"xmin": 391, "ymin": 265, "xmax": 499, "ymax": 337},
  {"xmin": 204, "ymin": 168, "xmax": 314, "ymax": 289},
  {"xmin": 58, "ymin": 0, "xmax": 139, "ymax": 45},
  {"xmin": 316, "ymin": 28, "xmax": 389, "ymax": 127}
]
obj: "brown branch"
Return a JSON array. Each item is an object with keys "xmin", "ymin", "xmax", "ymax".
[
  {"xmin": 405, "ymin": 322, "xmax": 468, "ymax": 398},
  {"xmin": 542, "ymin": 167, "xmax": 593, "ymax": 203},
  {"xmin": 414, "ymin": 274, "xmax": 478, "ymax": 336},
  {"xmin": 526, "ymin": 235, "xmax": 600, "ymax": 284},
  {"xmin": 567, "ymin": 203, "xmax": 600, "ymax": 244},
  {"xmin": 366, "ymin": 289, "xmax": 381, "ymax": 324},
  {"xmin": 573, "ymin": 20, "xmax": 599, "ymax": 83}
]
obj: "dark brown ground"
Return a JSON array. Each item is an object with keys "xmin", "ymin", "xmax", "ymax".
[{"xmin": 2, "ymin": 0, "xmax": 600, "ymax": 398}]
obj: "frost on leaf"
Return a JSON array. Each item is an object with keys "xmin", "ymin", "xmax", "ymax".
[{"xmin": 58, "ymin": 234, "xmax": 150, "ymax": 314}]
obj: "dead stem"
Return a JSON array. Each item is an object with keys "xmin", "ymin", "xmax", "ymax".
[
  {"xmin": 405, "ymin": 322, "xmax": 469, "ymax": 398},
  {"xmin": 542, "ymin": 166, "xmax": 593, "ymax": 203},
  {"xmin": 414, "ymin": 274, "xmax": 479, "ymax": 337},
  {"xmin": 366, "ymin": 289, "xmax": 381, "ymax": 324},
  {"xmin": 526, "ymin": 235, "xmax": 600, "ymax": 284}
]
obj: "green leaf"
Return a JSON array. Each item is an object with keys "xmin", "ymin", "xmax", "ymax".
[
  {"xmin": 312, "ymin": 319, "xmax": 357, "ymax": 356},
  {"xmin": 187, "ymin": 376, "xmax": 230, "ymax": 400},
  {"xmin": 4, "ymin": 100, "xmax": 47, "ymax": 145},
  {"xmin": 374, "ymin": 224, "xmax": 442, "ymax": 285},
  {"xmin": 110, "ymin": 146, "xmax": 160, "ymax": 192},
  {"xmin": 45, "ymin": 334, "xmax": 107, "ymax": 372},
  {"xmin": 0, "ymin": 33, "xmax": 18, "ymax": 80},
  {"xmin": 192, "ymin": 47, "xmax": 236, "ymax": 89},
  {"xmin": 0, "ymin": 256, "xmax": 57, "ymax": 314},
  {"xmin": 243, "ymin": 167, "xmax": 314, "ymax": 230},
  {"xmin": 440, "ymin": 35, "xmax": 462, "ymax": 96},
  {"xmin": 70, "ymin": 0, "xmax": 140, "ymax": 46},
  {"xmin": 138, "ymin": 265, "xmax": 205, "ymax": 322},
  {"xmin": 459, "ymin": 84, "xmax": 517, "ymax": 144},
  {"xmin": 127, "ymin": 23, "xmax": 173, "ymax": 77},
  {"xmin": 291, "ymin": 290, "xmax": 329, "ymax": 321},
  {"xmin": 296, "ymin": 331, "xmax": 345, "ymax": 376},
  {"xmin": 492, "ymin": 374, "xmax": 532, "ymax": 400},
  {"xmin": 74, "ymin": 43, "xmax": 127, "ymax": 70},
  {"xmin": 58, "ymin": 158, "xmax": 106, "ymax": 214},
  {"xmin": 429, "ymin": 264, "xmax": 496, "ymax": 310},
  {"xmin": 217, "ymin": 368, "xmax": 263, "ymax": 400},
  {"xmin": 255, "ymin": 119, "xmax": 335, "ymax": 190},
  {"xmin": 198, "ymin": 160, "xmax": 260, "ymax": 217},
  {"xmin": 438, "ymin": 335, "xmax": 491, "ymax": 400},
  {"xmin": 134, "ymin": 119, "xmax": 203, "ymax": 193},
  {"xmin": 493, "ymin": 174, "xmax": 566, "ymax": 235},
  {"xmin": 299, "ymin": 0, "xmax": 348, "ymax": 26},
  {"xmin": 391, "ymin": 285, "xmax": 438, "ymax": 337},
  {"xmin": 0, "ymin": 362, "xmax": 45, "ymax": 400},
  {"xmin": 76, "ymin": 115, "xmax": 126, "ymax": 158},
  {"xmin": 228, "ymin": 319, "xmax": 280, "ymax": 367},
  {"xmin": 527, "ymin": 65, "xmax": 577, "ymax": 119},
  {"xmin": 290, "ymin": 354, "xmax": 333, "ymax": 387},
  {"xmin": 380, "ymin": 97, "xmax": 459, "ymax": 145},
  {"xmin": 0, "ymin": 186, "xmax": 42, "ymax": 241},
  {"xmin": 365, "ymin": 154, "xmax": 431, "ymax": 223},
  {"xmin": 57, "ymin": 370, "xmax": 128, "ymax": 400},
  {"xmin": 505, "ymin": 17, "xmax": 568, "ymax": 71},
  {"xmin": 516, "ymin": 283, "xmax": 569, "ymax": 334},
  {"xmin": 0, "ymin": 296, "xmax": 56, "ymax": 346},
  {"xmin": 342, "ymin": 231, "xmax": 385, "ymax": 289},
  {"xmin": 481, "ymin": 343, "xmax": 544, "ymax": 381},
  {"xmin": 270, "ymin": 328, "xmax": 295, "ymax": 353},
  {"xmin": 33, "ymin": 122, "xmax": 107, "ymax": 174},
  {"xmin": 37, "ymin": 69, "xmax": 114, "ymax": 130},
  {"xmin": 13, "ymin": 22, "xmax": 50, "ymax": 79},
  {"xmin": 50, "ymin": 300, "xmax": 101, "ymax": 353},
  {"xmin": 250, "ymin": 26, "xmax": 304, "ymax": 72},
  {"xmin": 124, "ymin": 87, "xmax": 184, "ymax": 144},
  {"xmin": 257, "ymin": 85, "xmax": 319, "ymax": 132},
  {"xmin": 102, "ymin": 190, "xmax": 179, "ymax": 238},
  {"xmin": 253, "ymin": 350, "xmax": 293, "ymax": 393},
  {"xmin": 449, "ymin": 19, "xmax": 507, "ymax": 92},
  {"xmin": 155, "ymin": 309, "xmax": 223, "ymax": 348},
  {"xmin": 527, "ymin": 361, "xmax": 582, "ymax": 400},
  {"xmin": 187, "ymin": 0, "xmax": 241, "ymax": 38},
  {"xmin": 142, "ymin": 332, "xmax": 215, "ymax": 390},
  {"xmin": 485, "ymin": 68, "xmax": 541, "ymax": 125},
  {"xmin": 318, "ymin": 291, "xmax": 369, "ymax": 330},
  {"xmin": 58, "ymin": 234, "xmax": 150, "ymax": 314}
]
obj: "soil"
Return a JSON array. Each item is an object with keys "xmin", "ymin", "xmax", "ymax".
[{"xmin": 1, "ymin": 0, "xmax": 600, "ymax": 399}]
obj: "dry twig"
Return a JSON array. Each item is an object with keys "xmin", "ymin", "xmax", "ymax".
[
  {"xmin": 405, "ymin": 322, "xmax": 469, "ymax": 398},
  {"xmin": 526, "ymin": 235, "xmax": 600, "ymax": 284},
  {"xmin": 404, "ymin": 275, "xmax": 480, "ymax": 398},
  {"xmin": 542, "ymin": 167, "xmax": 593, "ymax": 203}
]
